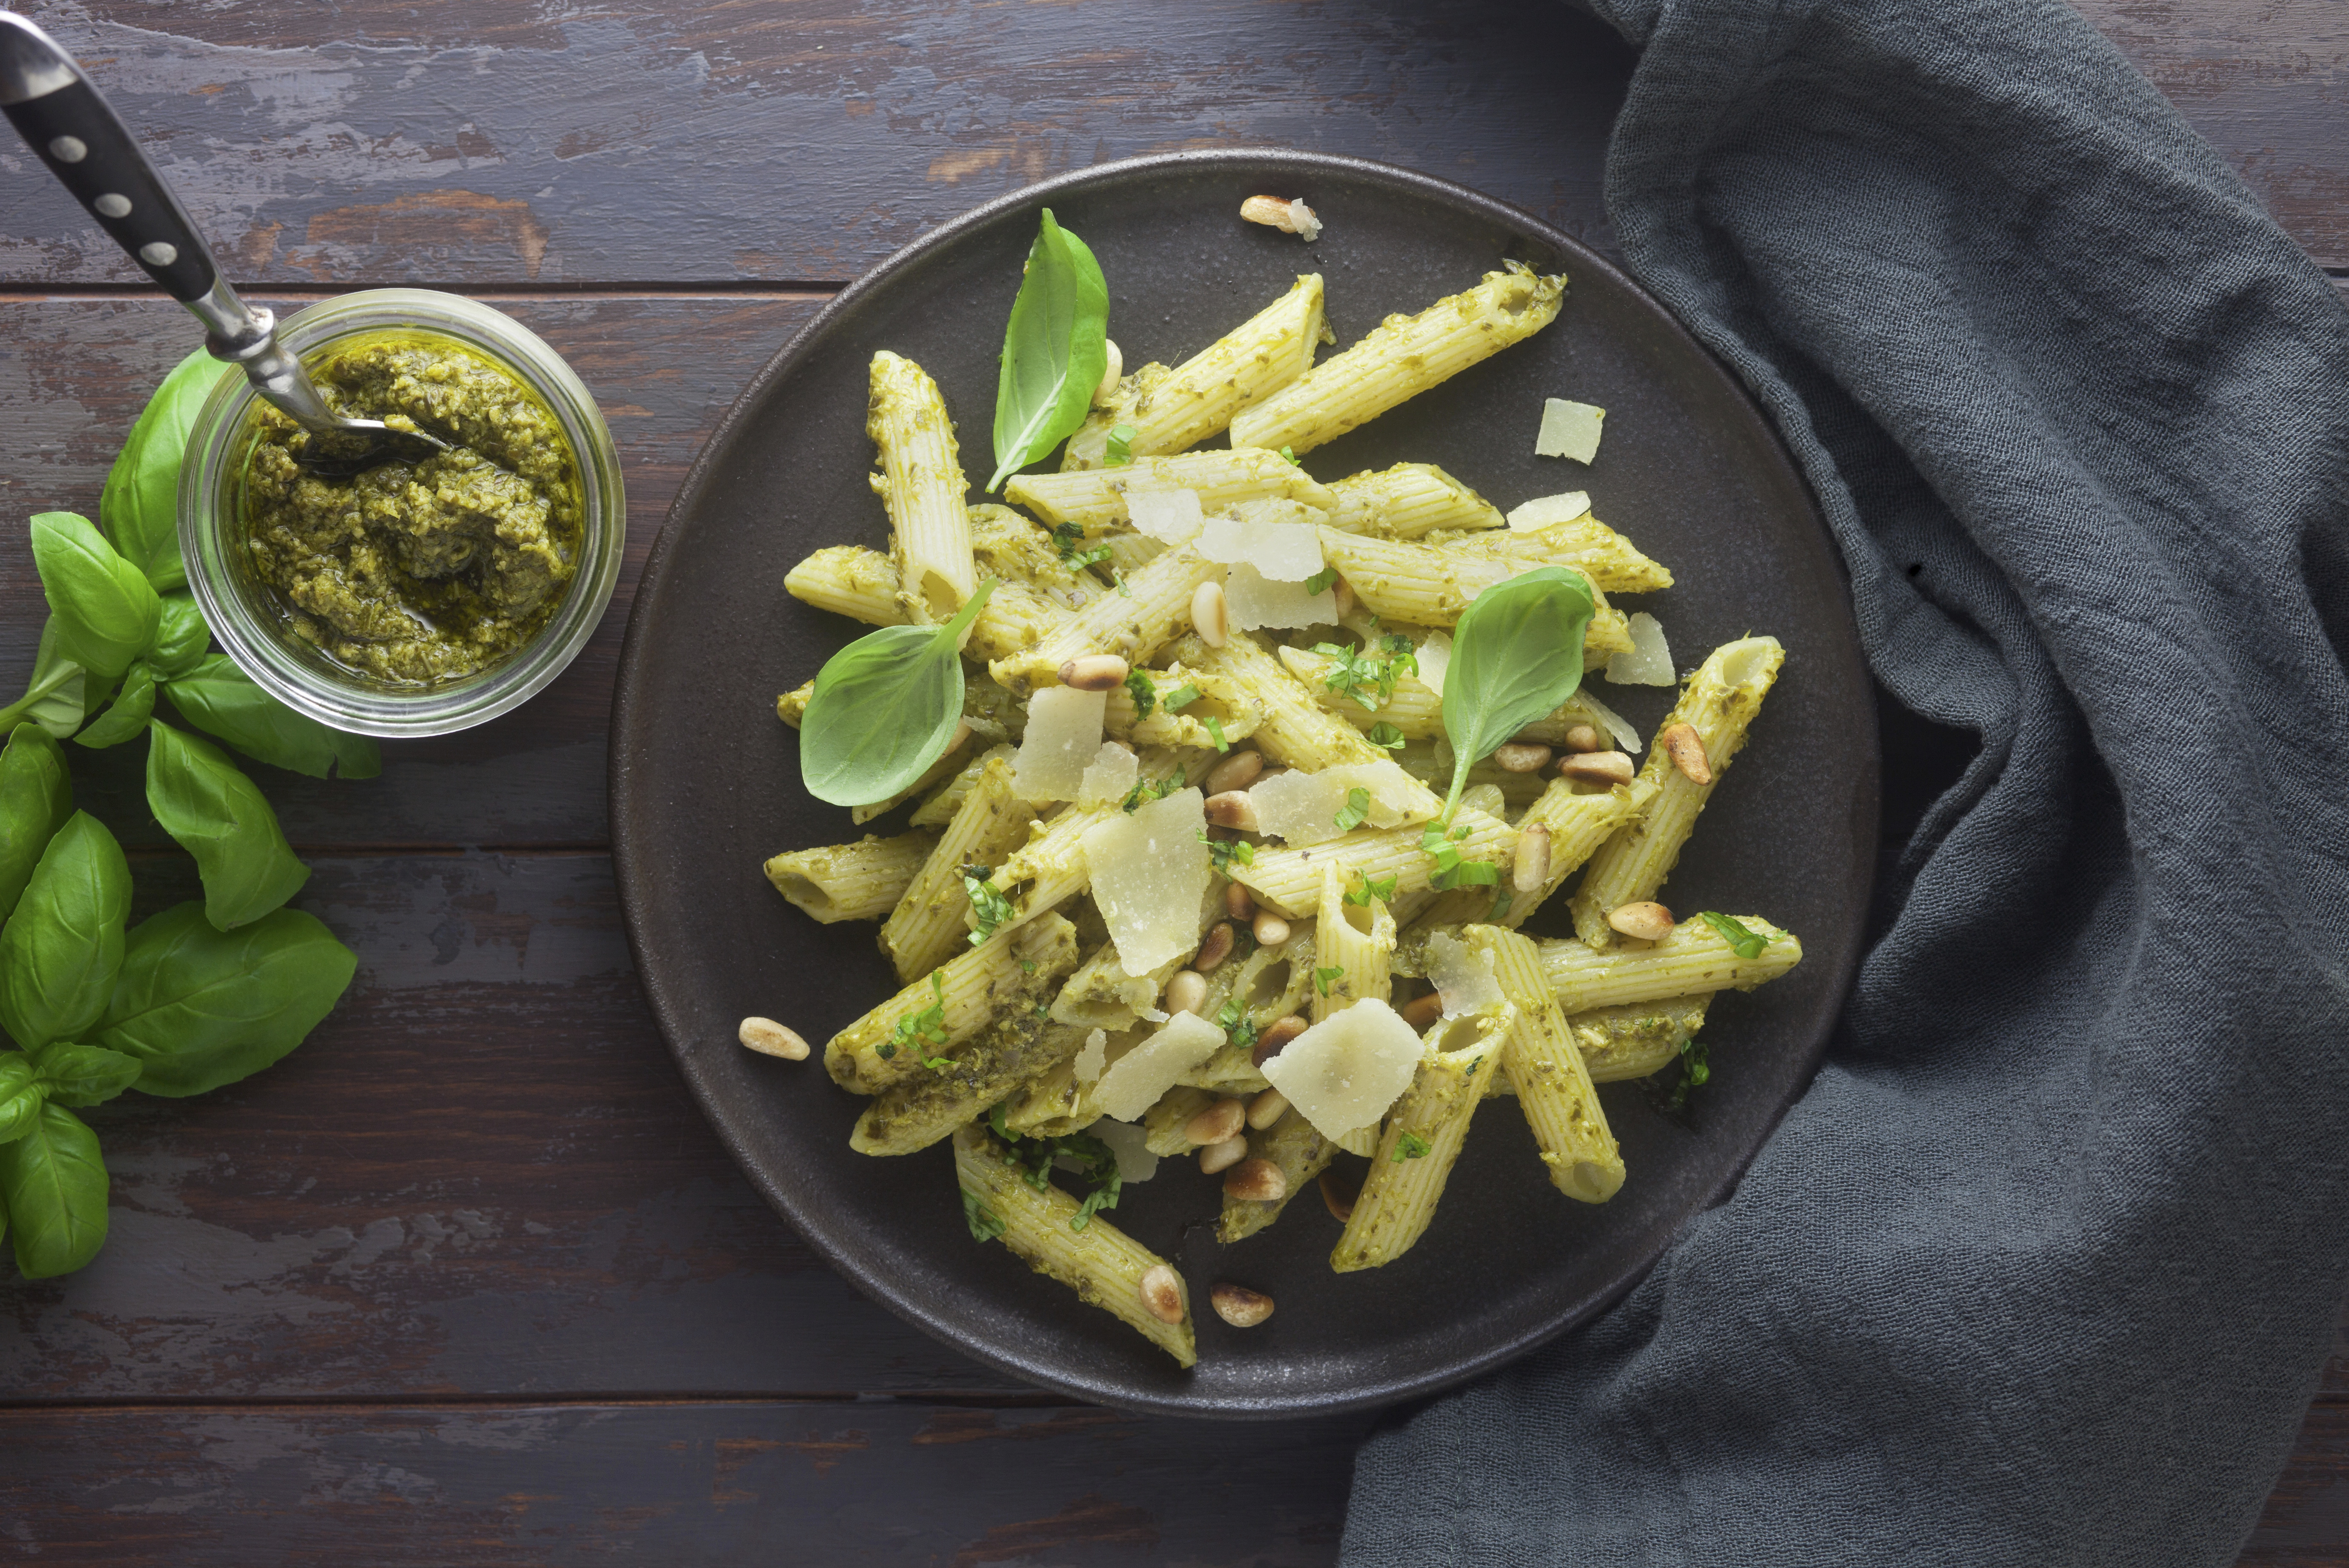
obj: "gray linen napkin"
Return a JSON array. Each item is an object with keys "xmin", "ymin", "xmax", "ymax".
[{"xmin": 1341, "ymin": 0, "xmax": 2349, "ymax": 1562}]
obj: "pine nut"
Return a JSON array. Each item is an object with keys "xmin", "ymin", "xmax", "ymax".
[
  {"xmin": 1187, "ymin": 1097, "xmax": 1247, "ymax": 1146},
  {"xmin": 1563, "ymin": 724, "xmax": 1603, "ymax": 753},
  {"xmin": 1251, "ymin": 1014, "xmax": 1307, "ymax": 1068},
  {"xmin": 1058, "ymin": 653, "xmax": 1129, "ymax": 691},
  {"xmin": 1225, "ymin": 880, "xmax": 1258, "ymax": 921},
  {"xmin": 1319, "ymin": 1168, "xmax": 1359, "ymax": 1223},
  {"xmin": 1194, "ymin": 922, "xmax": 1235, "ymax": 972},
  {"xmin": 1164, "ymin": 969, "xmax": 1210, "ymax": 1017},
  {"xmin": 1240, "ymin": 194, "xmax": 1309, "ymax": 232},
  {"xmin": 1192, "ymin": 580, "xmax": 1229, "ymax": 646},
  {"xmin": 1607, "ymin": 901, "xmax": 1675, "ymax": 941},
  {"xmin": 1205, "ymin": 748, "xmax": 1265, "ymax": 795},
  {"xmin": 738, "ymin": 1017, "xmax": 809, "ymax": 1060},
  {"xmin": 1560, "ymin": 749, "xmax": 1635, "ymax": 786},
  {"xmin": 1139, "ymin": 1262, "xmax": 1186, "ymax": 1324},
  {"xmin": 1210, "ymin": 1282, "xmax": 1276, "ymax": 1328},
  {"xmin": 1199, "ymin": 1135, "xmax": 1249, "ymax": 1174},
  {"xmin": 1246, "ymin": 1087, "xmax": 1289, "ymax": 1130},
  {"xmin": 1204, "ymin": 790, "xmax": 1261, "ymax": 831},
  {"xmin": 1398, "ymin": 991, "xmax": 1443, "ymax": 1029},
  {"xmin": 1223, "ymin": 1157, "xmax": 1287, "ymax": 1202},
  {"xmin": 1094, "ymin": 338, "xmax": 1123, "ymax": 406},
  {"xmin": 1513, "ymin": 823, "xmax": 1551, "ymax": 894},
  {"xmin": 1331, "ymin": 577, "xmax": 1355, "ymax": 620},
  {"xmin": 1493, "ymin": 742, "xmax": 1552, "ymax": 774},
  {"xmin": 1658, "ymin": 722, "xmax": 1712, "ymax": 785},
  {"xmin": 1252, "ymin": 908, "xmax": 1290, "ymax": 947}
]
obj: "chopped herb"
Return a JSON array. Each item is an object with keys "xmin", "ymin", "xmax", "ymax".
[
  {"xmin": 1488, "ymin": 885, "xmax": 1515, "ymax": 923},
  {"xmin": 1199, "ymin": 831, "xmax": 1256, "ymax": 873},
  {"xmin": 999, "ymin": 1125, "xmax": 1123, "ymax": 1232},
  {"xmin": 1345, "ymin": 871, "xmax": 1398, "ymax": 907},
  {"xmin": 1162, "ymin": 683, "xmax": 1201, "ymax": 711},
  {"xmin": 1333, "ymin": 786, "xmax": 1370, "ymax": 834},
  {"xmin": 1021, "ymin": 960, "xmax": 1037, "ymax": 974},
  {"xmin": 1303, "ymin": 565, "xmax": 1340, "ymax": 596},
  {"xmin": 1421, "ymin": 820, "xmax": 1498, "ymax": 889},
  {"xmin": 1033, "ymin": 1000, "xmax": 1052, "ymax": 1018},
  {"xmin": 1114, "ymin": 570, "xmax": 1133, "ymax": 599},
  {"xmin": 1393, "ymin": 1131, "xmax": 1432, "ymax": 1162},
  {"xmin": 1366, "ymin": 721, "xmax": 1406, "ymax": 751},
  {"xmin": 1215, "ymin": 1000, "xmax": 1260, "ymax": 1054},
  {"xmin": 1050, "ymin": 520, "xmax": 1113, "ymax": 571},
  {"xmin": 1435, "ymin": 857, "xmax": 1499, "ymax": 890},
  {"xmin": 1649, "ymin": 1037, "xmax": 1712, "ymax": 1114},
  {"xmin": 1312, "ymin": 630, "xmax": 1418, "ymax": 713},
  {"xmin": 989, "ymin": 1101, "xmax": 1018, "ymax": 1142},
  {"xmin": 963, "ymin": 1188, "xmax": 1007, "ymax": 1242},
  {"xmin": 1123, "ymin": 668, "xmax": 1158, "ymax": 721},
  {"xmin": 1698, "ymin": 911, "xmax": 1772, "ymax": 960},
  {"xmin": 1105, "ymin": 422, "xmax": 1137, "ymax": 465},
  {"xmin": 1278, "ymin": 446, "xmax": 1299, "ymax": 466},
  {"xmin": 1313, "ymin": 964, "xmax": 1347, "ymax": 997},
  {"xmin": 1205, "ymin": 714, "xmax": 1230, "ymax": 751},
  {"xmin": 888, "ymin": 972, "xmax": 952, "ymax": 1068},
  {"xmin": 963, "ymin": 864, "xmax": 1016, "ymax": 945},
  {"xmin": 1121, "ymin": 772, "xmax": 1181, "ymax": 813}
]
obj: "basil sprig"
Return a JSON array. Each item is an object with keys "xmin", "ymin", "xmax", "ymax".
[
  {"xmin": 1436, "ymin": 567, "xmax": 1595, "ymax": 821},
  {"xmin": 799, "ymin": 579, "xmax": 998, "ymax": 808},
  {"xmin": 987, "ymin": 209, "xmax": 1110, "ymax": 491}
]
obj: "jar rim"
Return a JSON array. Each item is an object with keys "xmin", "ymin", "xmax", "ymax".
[{"xmin": 177, "ymin": 288, "xmax": 626, "ymax": 738}]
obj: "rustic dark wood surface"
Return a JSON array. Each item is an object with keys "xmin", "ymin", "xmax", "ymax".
[{"xmin": 0, "ymin": 1, "xmax": 2341, "ymax": 1562}]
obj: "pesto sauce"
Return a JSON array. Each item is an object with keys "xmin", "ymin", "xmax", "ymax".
[{"xmin": 236, "ymin": 332, "xmax": 583, "ymax": 686}]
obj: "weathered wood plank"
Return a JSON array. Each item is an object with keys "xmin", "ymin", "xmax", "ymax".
[
  {"xmin": 0, "ymin": 1399, "xmax": 1367, "ymax": 1566},
  {"xmin": 0, "ymin": 293, "xmax": 823, "ymax": 848}
]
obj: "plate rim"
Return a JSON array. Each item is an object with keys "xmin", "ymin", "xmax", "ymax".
[{"xmin": 610, "ymin": 146, "xmax": 1878, "ymax": 1420}]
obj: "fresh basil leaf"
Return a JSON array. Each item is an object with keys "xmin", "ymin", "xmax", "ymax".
[
  {"xmin": 29, "ymin": 1042, "xmax": 142, "ymax": 1108},
  {"xmin": 1333, "ymin": 786, "xmax": 1370, "ymax": 834},
  {"xmin": 94, "ymin": 902, "xmax": 355, "ymax": 1097},
  {"xmin": 145, "ymin": 720, "xmax": 310, "ymax": 931},
  {"xmin": 146, "ymin": 593, "xmax": 211, "ymax": 679},
  {"xmin": 99, "ymin": 348, "xmax": 233, "ymax": 592},
  {"xmin": 987, "ymin": 209, "xmax": 1110, "ymax": 491},
  {"xmin": 1393, "ymin": 1131, "xmax": 1432, "ymax": 1161},
  {"xmin": 0, "ymin": 1101, "xmax": 108, "ymax": 1277},
  {"xmin": 161, "ymin": 654, "xmax": 381, "ymax": 780},
  {"xmin": 0, "ymin": 619, "xmax": 91, "ymax": 740},
  {"xmin": 799, "ymin": 580, "xmax": 999, "ymax": 808},
  {"xmin": 1103, "ymin": 423, "xmax": 1136, "ymax": 466},
  {"xmin": 74, "ymin": 661, "xmax": 156, "ymax": 750},
  {"xmin": 30, "ymin": 512, "xmax": 160, "ymax": 682},
  {"xmin": 0, "ymin": 722, "xmax": 73, "ymax": 922},
  {"xmin": 1438, "ymin": 567, "xmax": 1595, "ymax": 818},
  {"xmin": 1366, "ymin": 721, "xmax": 1406, "ymax": 751},
  {"xmin": 0, "ymin": 1054, "xmax": 43, "ymax": 1145},
  {"xmin": 0, "ymin": 811, "xmax": 131, "ymax": 1048}
]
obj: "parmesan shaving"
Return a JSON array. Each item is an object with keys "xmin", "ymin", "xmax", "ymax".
[
  {"xmin": 1257, "ymin": 999, "xmax": 1424, "ymax": 1140},
  {"xmin": 1074, "ymin": 1028, "xmax": 1109, "ymax": 1083},
  {"xmin": 1424, "ymin": 931, "xmax": 1506, "ymax": 1017},
  {"xmin": 1012, "ymin": 685, "xmax": 1107, "ymax": 801},
  {"xmin": 1094, "ymin": 1011, "xmax": 1226, "ymax": 1121},
  {"xmin": 1080, "ymin": 786, "xmax": 1212, "ymax": 976},
  {"xmin": 1506, "ymin": 491, "xmax": 1592, "ymax": 531},
  {"xmin": 1604, "ymin": 612, "xmax": 1675, "ymax": 686},
  {"xmin": 1249, "ymin": 761, "xmax": 1421, "ymax": 845},
  {"xmin": 1089, "ymin": 1115, "xmax": 1161, "ymax": 1182},
  {"xmin": 1535, "ymin": 398, "xmax": 1606, "ymax": 463},
  {"xmin": 1126, "ymin": 485, "xmax": 1205, "ymax": 545},
  {"xmin": 1197, "ymin": 509, "xmax": 1325, "ymax": 582},
  {"xmin": 1078, "ymin": 740, "xmax": 1140, "ymax": 805},
  {"xmin": 1415, "ymin": 631, "xmax": 1453, "ymax": 697},
  {"xmin": 1577, "ymin": 687, "xmax": 1642, "ymax": 751},
  {"xmin": 1226, "ymin": 563, "xmax": 1338, "ymax": 630}
]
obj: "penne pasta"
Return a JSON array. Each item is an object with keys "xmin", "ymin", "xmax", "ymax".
[
  {"xmin": 989, "ymin": 546, "xmax": 1221, "ymax": 695},
  {"xmin": 879, "ymin": 756, "xmax": 1039, "ymax": 982},
  {"xmin": 1312, "ymin": 860, "xmax": 1395, "ymax": 1021},
  {"xmin": 1216, "ymin": 1106, "xmax": 1335, "ymax": 1244},
  {"xmin": 852, "ymin": 1010, "xmax": 1087, "ymax": 1157},
  {"xmin": 1007, "ymin": 449, "xmax": 1335, "ymax": 535},
  {"xmin": 1316, "ymin": 526, "xmax": 1637, "ymax": 662},
  {"xmin": 1326, "ymin": 463, "xmax": 1504, "ymax": 539},
  {"xmin": 868, "ymin": 350, "xmax": 976, "ymax": 620},
  {"xmin": 1233, "ymin": 804, "xmax": 1514, "ymax": 919},
  {"xmin": 1332, "ymin": 1005, "xmax": 1512, "ymax": 1270},
  {"xmin": 1470, "ymin": 926, "xmax": 1624, "ymax": 1203},
  {"xmin": 825, "ymin": 915, "xmax": 1080, "ymax": 1096},
  {"xmin": 1540, "ymin": 914, "xmax": 1801, "ymax": 1013},
  {"xmin": 763, "ymin": 829, "xmax": 937, "ymax": 924}
]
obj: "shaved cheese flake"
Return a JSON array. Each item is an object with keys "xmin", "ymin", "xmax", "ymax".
[
  {"xmin": 1074, "ymin": 1028, "xmax": 1109, "ymax": 1084},
  {"xmin": 1226, "ymin": 563, "xmax": 1337, "ymax": 630},
  {"xmin": 1258, "ymin": 999, "xmax": 1425, "ymax": 1140},
  {"xmin": 1577, "ymin": 687, "xmax": 1642, "ymax": 751},
  {"xmin": 1078, "ymin": 740, "xmax": 1140, "ymax": 805},
  {"xmin": 1535, "ymin": 398, "xmax": 1606, "ymax": 463},
  {"xmin": 1126, "ymin": 485, "xmax": 1205, "ymax": 545},
  {"xmin": 1089, "ymin": 1115, "xmax": 1161, "ymax": 1182},
  {"xmin": 1249, "ymin": 761, "xmax": 1422, "ymax": 845},
  {"xmin": 1605, "ymin": 611, "xmax": 1675, "ymax": 686},
  {"xmin": 1198, "ymin": 512, "xmax": 1325, "ymax": 582},
  {"xmin": 1425, "ymin": 931, "xmax": 1506, "ymax": 1017},
  {"xmin": 1080, "ymin": 786, "xmax": 1212, "ymax": 976},
  {"xmin": 1456, "ymin": 557, "xmax": 1516, "ymax": 602},
  {"xmin": 1506, "ymin": 491, "xmax": 1593, "ymax": 531},
  {"xmin": 1094, "ymin": 1011, "xmax": 1226, "ymax": 1121},
  {"xmin": 1415, "ymin": 631, "xmax": 1453, "ymax": 697},
  {"xmin": 1013, "ymin": 685, "xmax": 1107, "ymax": 800}
]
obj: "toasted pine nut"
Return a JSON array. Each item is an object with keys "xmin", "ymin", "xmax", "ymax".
[
  {"xmin": 1331, "ymin": 577, "xmax": 1355, "ymax": 620},
  {"xmin": 1559, "ymin": 749, "xmax": 1635, "ymax": 786},
  {"xmin": 1224, "ymin": 880, "xmax": 1258, "ymax": 921},
  {"xmin": 1319, "ymin": 1168, "xmax": 1359, "ymax": 1223},
  {"xmin": 1513, "ymin": 823, "xmax": 1551, "ymax": 894},
  {"xmin": 1199, "ymin": 1135, "xmax": 1249, "ymax": 1174},
  {"xmin": 1398, "ymin": 991, "xmax": 1443, "ymax": 1029},
  {"xmin": 1563, "ymin": 724, "xmax": 1603, "ymax": 753},
  {"xmin": 1139, "ymin": 1262, "xmax": 1186, "ymax": 1324},
  {"xmin": 1205, "ymin": 748, "xmax": 1264, "ymax": 795},
  {"xmin": 1210, "ymin": 1282, "xmax": 1276, "ymax": 1328},
  {"xmin": 1246, "ymin": 1087, "xmax": 1289, "ymax": 1131},
  {"xmin": 1164, "ymin": 969, "xmax": 1209, "ymax": 1017},
  {"xmin": 1240, "ymin": 194, "xmax": 1299, "ymax": 231},
  {"xmin": 1252, "ymin": 1014, "xmax": 1307, "ymax": 1068},
  {"xmin": 1204, "ymin": 790, "xmax": 1261, "ymax": 831},
  {"xmin": 1658, "ymin": 722, "xmax": 1712, "ymax": 785},
  {"xmin": 1194, "ymin": 922, "xmax": 1235, "ymax": 973},
  {"xmin": 1192, "ymin": 580, "xmax": 1229, "ymax": 647},
  {"xmin": 1607, "ymin": 901, "xmax": 1675, "ymax": 942},
  {"xmin": 1252, "ymin": 908, "xmax": 1290, "ymax": 947},
  {"xmin": 1058, "ymin": 653, "xmax": 1129, "ymax": 691},
  {"xmin": 1223, "ymin": 1157, "xmax": 1287, "ymax": 1202},
  {"xmin": 1187, "ymin": 1097, "xmax": 1247, "ymax": 1147},
  {"xmin": 1094, "ymin": 338, "xmax": 1123, "ymax": 406},
  {"xmin": 738, "ymin": 1017, "xmax": 809, "ymax": 1060},
  {"xmin": 1493, "ymin": 742, "xmax": 1552, "ymax": 774}
]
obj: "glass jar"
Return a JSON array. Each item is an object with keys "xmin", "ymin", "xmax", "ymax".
[{"xmin": 177, "ymin": 289, "xmax": 625, "ymax": 737}]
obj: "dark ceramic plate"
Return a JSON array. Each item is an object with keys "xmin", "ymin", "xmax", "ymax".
[{"xmin": 611, "ymin": 151, "xmax": 1877, "ymax": 1419}]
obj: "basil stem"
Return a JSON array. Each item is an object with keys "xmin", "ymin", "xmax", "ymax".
[{"xmin": 799, "ymin": 579, "xmax": 1000, "ymax": 808}]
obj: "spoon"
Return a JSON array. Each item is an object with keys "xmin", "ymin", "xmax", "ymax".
[{"xmin": 0, "ymin": 14, "xmax": 451, "ymax": 479}]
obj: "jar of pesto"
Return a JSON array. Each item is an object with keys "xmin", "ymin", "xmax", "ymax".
[{"xmin": 179, "ymin": 290, "xmax": 625, "ymax": 737}]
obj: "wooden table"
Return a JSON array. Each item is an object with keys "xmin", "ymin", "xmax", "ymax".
[{"xmin": 0, "ymin": 2, "xmax": 2340, "ymax": 1561}]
